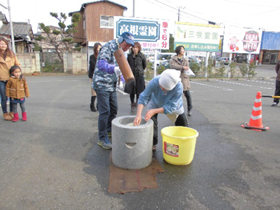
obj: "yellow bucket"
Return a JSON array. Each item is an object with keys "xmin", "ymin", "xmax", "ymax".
[{"xmin": 161, "ymin": 126, "xmax": 199, "ymax": 165}]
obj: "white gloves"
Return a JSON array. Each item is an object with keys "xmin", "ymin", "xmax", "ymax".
[{"xmin": 114, "ymin": 67, "xmax": 122, "ymax": 77}]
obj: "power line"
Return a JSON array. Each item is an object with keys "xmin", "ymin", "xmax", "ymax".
[
  {"xmin": 143, "ymin": 0, "xmax": 178, "ymax": 17},
  {"xmin": 221, "ymin": 0, "xmax": 280, "ymax": 8},
  {"xmin": 152, "ymin": 0, "xmax": 210, "ymax": 22},
  {"xmin": 156, "ymin": 0, "xmax": 279, "ymax": 29}
]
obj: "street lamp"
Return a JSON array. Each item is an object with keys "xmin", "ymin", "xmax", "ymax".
[{"xmin": 0, "ymin": 0, "xmax": 16, "ymax": 53}]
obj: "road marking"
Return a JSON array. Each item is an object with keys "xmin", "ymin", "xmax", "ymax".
[
  {"xmin": 244, "ymin": 79, "xmax": 274, "ymax": 85},
  {"xmin": 191, "ymin": 81, "xmax": 233, "ymax": 91},
  {"xmin": 117, "ymin": 88, "xmax": 129, "ymax": 95},
  {"xmin": 215, "ymin": 80, "xmax": 272, "ymax": 90}
]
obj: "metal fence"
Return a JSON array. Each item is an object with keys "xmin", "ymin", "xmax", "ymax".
[{"xmin": 39, "ymin": 52, "xmax": 63, "ymax": 72}]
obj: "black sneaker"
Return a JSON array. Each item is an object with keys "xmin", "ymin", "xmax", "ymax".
[{"xmin": 271, "ymin": 102, "xmax": 278, "ymax": 107}]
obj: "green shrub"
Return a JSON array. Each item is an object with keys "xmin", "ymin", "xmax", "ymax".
[
  {"xmin": 229, "ymin": 62, "xmax": 237, "ymax": 78},
  {"xmin": 157, "ymin": 64, "xmax": 166, "ymax": 75},
  {"xmin": 215, "ymin": 63, "xmax": 226, "ymax": 77},
  {"xmin": 238, "ymin": 62, "xmax": 248, "ymax": 77},
  {"xmin": 145, "ymin": 62, "xmax": 153, "ymax": 79},
  {"xmin": 207, "ymin": 62, "xmax": 213, "ymax": 77},
  {"xmin": 42, "ymin": 60, "xmax": 63, "ymax": 72},
  {"xmin": 190, "ymin": 62, "xmax": 200, "ymax": 76},
  {"xmin": 248, "ymin": 63, "xmax": 257, "ymax": 77}
]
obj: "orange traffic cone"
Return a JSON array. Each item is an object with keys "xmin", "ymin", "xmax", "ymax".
[{"xmin": 241, "ymin": 91, "xmax": 269, "ymax": 131}]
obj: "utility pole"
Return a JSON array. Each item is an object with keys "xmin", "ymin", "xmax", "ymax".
[
  {"xmin": 178, "ymin": 6, "xmax": 185, "ymax": 22},
  {"xmin": 0, "ymin": 0, "xmax": 16, "ymax": 53},
  {"xmin": 133, "ymin": 0, "xmax": 135, "ymax": 17}
]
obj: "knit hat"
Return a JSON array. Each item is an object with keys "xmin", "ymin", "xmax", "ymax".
[{"xmin": 159, "ymin": 69, "xmax": 181, "ymax": 91}]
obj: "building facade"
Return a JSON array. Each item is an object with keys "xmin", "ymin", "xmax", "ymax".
[
  {"xmin": 69, "ymin": 0, "xmax": 127, "ymax": 56},
  {"xmin": 259, "ymin": 31, "xmax": 280, "ymax": 65}
]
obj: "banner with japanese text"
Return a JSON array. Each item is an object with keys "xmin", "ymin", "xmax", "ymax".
[
  {"xmin": 174, "ymin": 22, "xmax": 221, "ymax": 52},
  {"xmin": 114, "ymin": 16, "xmax": 170, "ymax": 49},
  {"xmin": 223, "ymin": 26, "xmax": 262, "ymax": 54}
]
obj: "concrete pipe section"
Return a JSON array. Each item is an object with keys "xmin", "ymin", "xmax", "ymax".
[{"xmin": 112, "ymin": 115, "xmax": 153, "ymax": 170}]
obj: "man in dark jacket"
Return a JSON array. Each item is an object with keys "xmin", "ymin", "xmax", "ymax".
[{"xmin": 272, "ymin": 59, "xmax": 280, "ymax": 107}]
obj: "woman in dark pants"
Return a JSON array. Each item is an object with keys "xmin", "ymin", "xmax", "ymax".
[
  {"xmin": 127, "ymin": 42, "xmax": 147, "ymax": 110},
  {"xmin": 88, "ymin": 42, "xmax": 101, "ymax": 112},
  {"xmin": 170, "ymin": 45, "xmax": 193, "ymax": 116}
]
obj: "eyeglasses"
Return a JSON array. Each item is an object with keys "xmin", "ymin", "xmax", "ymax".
[{"xmin": 0, "ymin": 44, "xmax": 7, "ymax": 46}]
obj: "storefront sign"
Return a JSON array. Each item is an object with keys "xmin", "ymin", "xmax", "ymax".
[
  {"xmin": 114, "ymin": 16, "xmax": 170, "ymax": 50},
  {"xmin": 174, "ymin": 22, "xmax": 221, "ymax": 52},
  {"xmin": 223, "ymin": 27, "xmax": 262, "ymax": 54}
]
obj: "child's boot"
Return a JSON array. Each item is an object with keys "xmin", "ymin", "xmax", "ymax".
[
  {"xmin": 22, "ymin": 112, "xmax": 27, "ymax": 121},
  {"xmin": 12, "ymin": 113, "xmax": 19, "ymax": 122}
]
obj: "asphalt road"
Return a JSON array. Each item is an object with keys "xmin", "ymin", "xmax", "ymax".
[{"xmin": 0, "ymin": 73, "xmax": 279, "ymax": 210}]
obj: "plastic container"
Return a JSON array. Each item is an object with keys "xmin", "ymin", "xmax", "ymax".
[{"xmin": 161, "ymin": 126, "xmax": 199, "ymax": 165}]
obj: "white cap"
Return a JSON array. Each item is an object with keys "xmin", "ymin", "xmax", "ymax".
[{"xmin": 159, "ymin": 69, "xmax": 181, "ymax": 91}]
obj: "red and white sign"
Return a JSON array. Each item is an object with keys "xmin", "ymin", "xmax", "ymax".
[{"xmin": 223, "ymin": 27, "xmax": 262, "ymax": 54}]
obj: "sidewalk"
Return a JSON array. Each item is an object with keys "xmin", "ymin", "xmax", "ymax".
[{"xmin": 254, "ymin": 64, "xmax": 276, "ymax": 79}]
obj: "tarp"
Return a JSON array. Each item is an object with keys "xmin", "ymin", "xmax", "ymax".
[
  {"xmin": 108, "ymin": 153, "xmax": 164, "ymax": 194},
  {"xmin": 261, "ymin": 31, "xmax": 280, "ymax": 50}
]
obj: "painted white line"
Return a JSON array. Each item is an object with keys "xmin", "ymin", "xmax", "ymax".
[{"xmin": 117, "ymin": 88, "xmax": 129, "ymax": 95}]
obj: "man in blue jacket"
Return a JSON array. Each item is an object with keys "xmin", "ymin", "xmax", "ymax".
[
  {"xmin": 92, "ymin": 32, "xmax": 134, "ymax": 149},
  {"xmin": 133, "ymin": 69, "xmax": 189, "ymax": 150}
]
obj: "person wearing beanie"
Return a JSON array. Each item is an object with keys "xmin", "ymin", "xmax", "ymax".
[
  {"xmin": 133, "ymin": 69, "xmax": 189, "ymax": 150},
  {"xmin": 92, "ymin": 32, "xmax": 134, "ymax": 150}
]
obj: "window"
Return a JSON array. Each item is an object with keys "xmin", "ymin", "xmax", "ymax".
[
  {"xmin": 100, "ymin": 16, "xmax": 114, "ymax": 28},
  {"xmin": 83, "ymin": 18, "xmax": 86, "ymax": 30}
]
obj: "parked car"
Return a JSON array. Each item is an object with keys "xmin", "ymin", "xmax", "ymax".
[
  {"xmin": 217, "ymin": 57, "xmax": 229, "ymax": 65},
  {"xmin": 237, "ymin": 57, "xmax": 247, "ymax": 63},
  {"xmin": 149, "ymin": 52, "xmax": 176, "ymax": 69},
  {"xmin": 188, "ymin": 57, "xmax": 200, "ymax": 64}
]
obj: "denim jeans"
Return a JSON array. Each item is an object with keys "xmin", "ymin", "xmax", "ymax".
[
  {"xmin": 95, "ymin": 90, "xmax": 118, "ymax": 141},
  {"xmin": 0, "ymin": 81, "xmax": 12, "ymax": 114}
]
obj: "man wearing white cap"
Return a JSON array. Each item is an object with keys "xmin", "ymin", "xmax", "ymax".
[{"xmin": 133, "ymin": 69, "xmax": 189, "ymax": 150}]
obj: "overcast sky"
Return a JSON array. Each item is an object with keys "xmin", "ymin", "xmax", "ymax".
[{"xmin": 1, "ymin": 0, "xmax": 279, "ymax": 33}]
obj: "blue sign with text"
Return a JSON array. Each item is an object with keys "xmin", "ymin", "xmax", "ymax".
[{"xmin": 115, "ymin": 19, "xmax": 160, "ymax": 42}]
